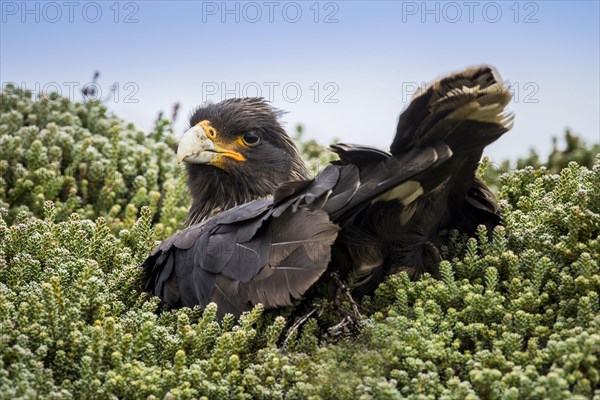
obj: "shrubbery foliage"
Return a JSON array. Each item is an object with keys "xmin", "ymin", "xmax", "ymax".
[{"xmin": 1, "ymin": 85, "xmax": 598, "ymax": 399}]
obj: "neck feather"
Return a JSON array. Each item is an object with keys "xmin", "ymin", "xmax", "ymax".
[{"xmin": 184, "ymin": 161, "xmax": 309, "ymax": 226}]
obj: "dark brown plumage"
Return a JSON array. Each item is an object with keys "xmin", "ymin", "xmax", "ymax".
[
  {"xmin": 183, "ymin": 98, "xmax": 309, "ymax": 226},
  {"xmin": 142, "ymin": 66, "xmax": 513, "ymax": 317}
]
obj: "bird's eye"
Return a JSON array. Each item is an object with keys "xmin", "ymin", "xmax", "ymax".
[{"xmin": 242, "ymin": 131, "xmax": 261, "ymax": 147}]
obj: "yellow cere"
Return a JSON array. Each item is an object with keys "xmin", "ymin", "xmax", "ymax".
[{"xmin": 197, "ymin": 120, "xmax": 246, "ymax": 164}]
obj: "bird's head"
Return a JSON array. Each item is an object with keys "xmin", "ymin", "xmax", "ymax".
[{"xmin": 178, "ymin": 98, "xmax": 309, "ymax": 224}]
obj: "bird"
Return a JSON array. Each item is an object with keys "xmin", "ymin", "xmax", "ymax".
[
  {"xmin": 179, "ymin": 98, "xmax": 310, "ymax": 227},
  {"xmin": 142, "ymin": 65, "xmax": 513, "ymax": 318}
]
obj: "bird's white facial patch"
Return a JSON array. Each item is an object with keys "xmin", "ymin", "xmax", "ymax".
[{"xmin": 373, "ymin": 180, "xmax": 424, "ymax": 206}]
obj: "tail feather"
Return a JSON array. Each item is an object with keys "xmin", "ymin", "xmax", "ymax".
[
  {"xmin": 391, "ymin": 65, "xmax": 513, "ymax": 154},
  {"xmin": 392, "ymin": 65, "xmax": 512, "ymax": 231},
  {"xmin": 342, "ymin": 66, "xmax": 513, "ymax": 292}
]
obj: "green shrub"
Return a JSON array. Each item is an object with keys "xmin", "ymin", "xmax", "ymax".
[
  {"xmin": 479, "ymin": 130, "xmax": 600, "ymax": 192},
  {"xmin": 0, "ymin": 85, "xmax": 187, "ymax": 239},
  {"xmin": 1, "ymin": 86, "xmax": 599, "ymax": 399}
]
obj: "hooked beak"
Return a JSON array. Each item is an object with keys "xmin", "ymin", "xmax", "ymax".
[{"xmin": 177, "ymin": 124, "xmax": 216, "ymax": 164}]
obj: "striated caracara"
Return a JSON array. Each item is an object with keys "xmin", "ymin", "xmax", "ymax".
[{"xmin": 142, "ymin": 66, "xmax": 513, "ymax": 317}]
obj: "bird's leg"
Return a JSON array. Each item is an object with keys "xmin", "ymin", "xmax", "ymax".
[
  {"xmin": 283, "ymin": 305, "xmax": 319, "ymax": 346},
  {"xmin": 424, "ymin": 241, "xmax": 442, "ymax": 272},
  {"xmin": 328, "ymin": 315, "xmax": 356, "ymax": 335},
  {"xmin": 328, "ymin": 272, "xmax": 361, "ymax": 336},
  {"xmin": 332, "ymin": 272, "xmax": 361, "ymax": 317}
]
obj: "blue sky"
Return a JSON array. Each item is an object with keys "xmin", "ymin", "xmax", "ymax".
[{"xmin": 1, "ymin": 0, "xmax": 599, "ymax": 162}]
